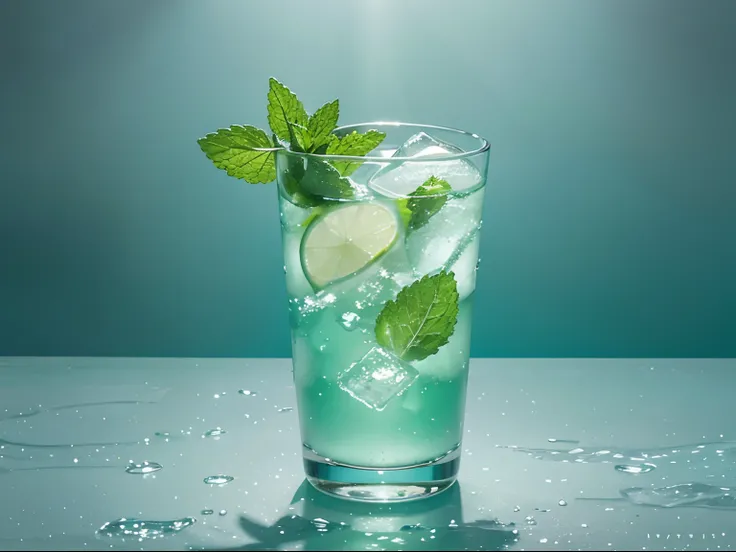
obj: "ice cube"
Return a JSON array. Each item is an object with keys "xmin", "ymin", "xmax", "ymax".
[
  {"xmin": 338, "ymin": 347, "xmax": 419, "ymax": 411},
  {"xmin": 405, "ymin": 190, "xmax": 484, "ymax": 277},
  {"xmin": 280, "ymin": 200, "xmax": 311, "ymax": 231},
  {"xmin": 283, "ymin": 229, "xmax": 314, "ymax": 299},
  {"xmin": 444, "ymin": 227, "xmax": 481, "ymax": 301},
  {"xmin": 368, "ymin": 132, "xmax": 482, "ymax": 198}
]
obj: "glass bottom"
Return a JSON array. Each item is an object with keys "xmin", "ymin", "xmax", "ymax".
[{"xmin": 303, "ymin": 445, "xmax": 460, "ymax": 502}]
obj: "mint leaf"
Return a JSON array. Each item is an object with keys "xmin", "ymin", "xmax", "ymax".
[
  {"xmin": 267, "ymin": 78, "xmax": 309, "ymax": 147},
  {"xmin": 326, "ymin": 129, "xmax": 386, "ymax": 176},
  {"xmin": 403, "ymin": 176, "xmax": 451, "ymax": 230},
  {"xmin": 307, "ymin": 100, "xmax": 339, "ymax": 150},
  {"xmin": 375, "ymin": 271, "xmax": 459, "ymax": 362},
  {"xmin": 197, "ymin": 125, "xmax": 276, "ymax": 184},
  {"xmin": 300, "ymin": 160, "xmax": 356, "ymax": 201}
]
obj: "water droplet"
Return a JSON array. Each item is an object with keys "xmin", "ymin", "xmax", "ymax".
[
  {"xmin": 97, "ymin": 517, "xmax": 196, "ymax": 540},
  {"xmin": 525, "ymin": 516, "xmax": 537, "ymax": 525},
  {"xmin": 338, "ymin": 311, "xmax": 361, "ymax": 331},
  {"xmin": 218, "ymin": 509, "xmax": 227, "ymax": 516},
  {"xmin": 581, "ymin": 523, "xmax": 589, "ymax": 528},
  {"xmin": 558, "ymin": 499, "xmax": 568, "ymax": 506},
  {"xmin": 540, "ymin": 537, "xmax": 548, "ymax": 543},
  {"xmin": 125, "ymin": 461, "xmax": 163, "ymax": 475},
  {"xmin": 278, "ymin": 407, "xmax": 294, "ymax": 413},
  {"xmin": 400, "ymin": 523, "xmax": 427, "ymax": 532},
  {"xmin": 615, "ymin": 463, "xmax": 657, "ymax": 474},
  {"xmin": 203, "ymin": 475, "xmax": 234, "ymax": 485},
  {"xmin": 200, "ymin": 509, "xmax": 214, "ymax": 516},
  {"xmin": 73, "ymin": 458, "xmax": 78, "ymax": 463},
  {"xmin": 154, "ymin": 431, "xmax": 170, "ymax": 438},
  {"xmin": 203, "ymin": 428, "xmax": 226, "ymax": 438},
  {"xmin": 238, "ymin": 390, "xmax": 257, "ymax": 397},
  {"xmin": 513, "ymin": 505, "xmax": 521, "ymax": 512}
]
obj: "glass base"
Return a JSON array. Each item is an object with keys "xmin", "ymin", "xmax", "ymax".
[{"xmin": 303, "ymin": 445, "xmax": 460, "ymax": 503}]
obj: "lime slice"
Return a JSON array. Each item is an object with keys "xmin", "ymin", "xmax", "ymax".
[{"xmin": 300, "ymin": 203, "xmax": 399, "ymax": 289}]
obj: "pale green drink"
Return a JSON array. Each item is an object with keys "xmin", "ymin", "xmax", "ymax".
[{"xmin": 276, "ymin": 123, "xmax": 488, "ymax": 500}]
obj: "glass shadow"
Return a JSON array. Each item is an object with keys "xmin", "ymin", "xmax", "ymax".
[{"xmin": 215, "ymin": 481, "xmax": 520, "ymax": 551}]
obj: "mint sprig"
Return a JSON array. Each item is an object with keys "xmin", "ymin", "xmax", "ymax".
[
  {"xmin": 375, "ymin": 271, "xmax": 459, "ymax": 362},
  {"xmin": 196, "ymin": 125, "xmax": 276, "ymax": 184},
  {"xmin": 326, "ymin": 130, "xmax": 387, "ymax": 176},
  {"xmin": 307, "ymin": 99, "xmax": 340, "ymax": 151},
  {"xmin": 266, "ymin": 78, "xmax": 309, "ymax": 148},
  {"xmin": 399, "ymin": 176, "xmax": 452, "ymax": 231},
  {"xmin": 197, "ymin": 78, "xmax": 387, "ymax": 200}
]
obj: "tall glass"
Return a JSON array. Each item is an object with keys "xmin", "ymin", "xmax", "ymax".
[{"xmin": 276, "ymin": 123, "xmax": 489, "ymax": 502}]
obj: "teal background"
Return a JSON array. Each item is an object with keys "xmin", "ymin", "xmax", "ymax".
[{"xmin": 0, "ymin": 0, "xmax": 734, "ymax": 358}]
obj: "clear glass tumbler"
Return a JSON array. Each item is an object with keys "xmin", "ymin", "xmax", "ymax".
[{"xmin": 276, "ymin": 123, "xmax": 489, "ymax": 501}]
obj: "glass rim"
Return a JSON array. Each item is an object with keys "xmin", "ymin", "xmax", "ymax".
[{"xmin": 267, "ymin": 122, "xmax": 490, "ymax": 163}]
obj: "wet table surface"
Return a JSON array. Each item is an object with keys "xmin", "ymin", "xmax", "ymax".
[{"xmin": 1, "ymin": 357, "xmax": 735, "ymax": 551}]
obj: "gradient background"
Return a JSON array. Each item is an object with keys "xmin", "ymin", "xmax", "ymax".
[{"xmin": 0, "ymin": 0, "xmax": 734, "ymax": 358}]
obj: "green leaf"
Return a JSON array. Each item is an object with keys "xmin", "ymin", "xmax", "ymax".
[
  {"xmin": 405, "ymin": 176, "xmax": 452, "ymax": 230},
  {"xmin": 375, "ymin": 271, "xmax": 459, "ymax": 362},
  {"xmin": 300, "ymin": 159, "xmax": 356, "ymax": 201},
  {"xmin": 307, "ymin": 100, "xmax": 339, "ymax": 151},
  {"xmin": 267, "ymin": 78, "xmax": 309, "ymax": 147},
  {"xmin": 326, "ymin": 130, "xmax": 386, "ymax": 176},
  {"xmin": 197, "ymin": 125, "xmax": 276, "ymax": 184}
]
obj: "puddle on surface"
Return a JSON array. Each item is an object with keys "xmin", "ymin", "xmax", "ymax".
[
  {"xmin": 203, "ymin": 474, "xmax": 234, "ymax": 485},
  {"xmin": 125, "ymin": 461, "xmax": 163, "ymax": 475},
  {"xmin": 97, "ymin": 517, "xmax": 196, "ymax": 541},
  {"xmin": 497, "ymin": 440, "xmax": 736, "ymax": 473}
]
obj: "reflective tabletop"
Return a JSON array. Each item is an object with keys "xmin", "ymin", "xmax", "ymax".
[{"xmin": 0, "ymin": 358, "xmax": 734, "ymax": 551}]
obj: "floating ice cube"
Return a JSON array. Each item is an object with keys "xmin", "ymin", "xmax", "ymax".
[
  {"xmin": 405, "ymin": 190, "xmax": 484, "ymax": 277},
  {"xmin": 280, "ymin": 200, "xmax": 311, "ymax": 231},
  {"xmin": 444, "ymin": 227, "xmax": 481, "ymax": 301},
  {"xmin": 283, "ymin": 230, "xmax": 314, "ymax": 299},
  {"xmin": 338, "ymin": 347, "xmax": 419, "ymax": 411},
  {"xmin": 368, "ymin": 132, "xmax": 482, "ymax": 198}
]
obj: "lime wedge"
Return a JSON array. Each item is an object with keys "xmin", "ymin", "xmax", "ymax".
[{"xmin": 300, "ymin": 203, "xmax": 399, "ymax": 289}]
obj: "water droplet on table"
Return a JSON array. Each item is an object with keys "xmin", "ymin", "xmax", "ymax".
[
  {"xmin": 201, "ymin": 509, "xmax": 214, "ymax": 516},
  {"xmin": 513, "ymin": 505, "xmax": 521, "ymax": 512},
  {"xmin": 125, "ymin": 461, "xmax": 163, "ymax": 475},
  {"xmin": 558, "ymin": 499, "xmax": 568, "ymax": 506},
  {"xmin": 238, "ymin": 390, "xmax": 257, "ymax": 397},
  {"xmin": 203, "ymin": 475, "xmax": 234, "ymax": 485},
  {"xmin": 278, "ymin": 407, "xmax": 294, "ymax": 413},
  {"xmin": 219, "ymin": 509, "xmax": 227, "ymax": 516},
  {"xmin": 97, "ymin": 517, "xmax": 196, "ymax": 540},
  {"xmin": 525, "ymin": 516, "xmax": 537, "ymax": 525},
  {"xmin": 615, "ymin": 463, "xmax": 657, "ymax": 474},
  {"xmin": 203, "ymin": 428, "xmax": 226, "ymax": 438}
]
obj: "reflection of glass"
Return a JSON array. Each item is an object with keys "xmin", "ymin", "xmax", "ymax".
[
  {"xmin": 277, "ymin": 123, "xmax": 490, "ymax": 501},
  {"xmin": 223, "ymin": 480, "xmax": 519, "ymax": 551}
]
